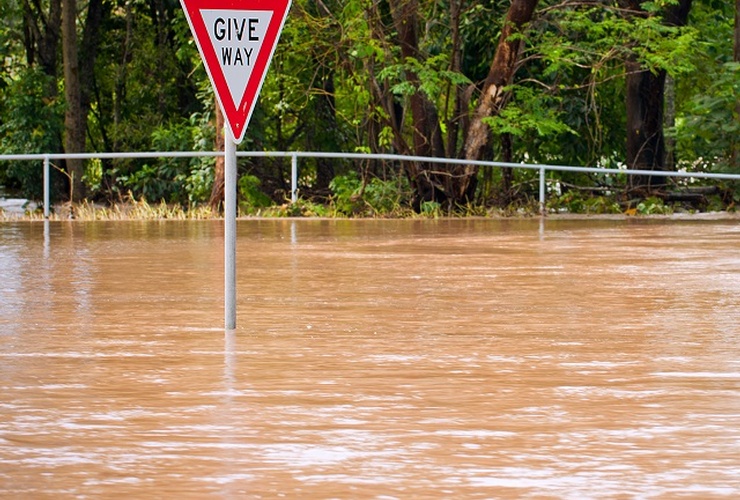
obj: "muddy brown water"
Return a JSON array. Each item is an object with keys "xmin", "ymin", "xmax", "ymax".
[{"xmin": 1, "ymin": 218, "xmax": 739, "ymax": 498}]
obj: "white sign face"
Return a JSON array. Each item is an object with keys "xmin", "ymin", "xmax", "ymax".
[{"xmin": 200, "ymin": 10, "xmax": 273, "ymax": 108}]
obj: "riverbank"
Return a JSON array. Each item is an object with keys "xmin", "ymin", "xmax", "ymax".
[{"xmin": 2, "ymin": 198, "xmax": 738, "ymax": 222}]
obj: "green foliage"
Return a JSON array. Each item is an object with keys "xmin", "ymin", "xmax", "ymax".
[
  {"xmin": 185, "ymin": 162, "xmax": 214, "ymax": 204},
  {"xmin": 365, "ymin": 175, "xmax": 409, "ymax": 214},
  {"xmin": 524, "ymin": 0, "xmax": 702, "ymax": 169},
  {"xmin": 636, "ymin": 196, "xmax": 672, "ymax": 215},
  {"xmin": 258, "ymin": 198, "xmax": 330, "ymax": 217},
  {"xmin": 329, "ymin": 171, "xmax": 410, "ymax": 216},
  {"xmin": 117, "ymin": 114, "xmax": 214, "ymax": 204},
  {"xmin": 0, "ymin": 67, "xmax": 64, "ymax": 198},
  {"xmin": 0, "ymin": 1, "xmax": 23, "ymax": 75},
  {"xmin": 329, "ymin": 171, "xmax": 363, "ymax": 215},
  {"xmin": 670, "ymin": 0, "xmax": 738, "ymax": 175},
  {"xmin": 629, "ymin": 17, "xmax": 699, "ymax": 77},
  {"xmin": 676, "ymin": 61, "xmax": 739, "ymax": 173},
  {"xmin": 118, "ymin": 163, "xmax": 172, "ymax": 203},
  {"xmin": 380, "ymin": 54, "xmax": 472, "ymax": 102},
  {"xmin": 552, "ymin": 191, "xmax": 622, "ymax": 215},
  {"xmin": 419, "ymin": 200, "xmax": 443, "ymax": 218},
  {"xmin": 238, "ymin": 174, "xmax": 272, "ymax": 213},
  {"xmin": 482, "ymin": 86, "xmax": 575, "ymax": 139},
  {"xmin": 83, "ymin": 158, "xmax": 104, "ymax": 192}
]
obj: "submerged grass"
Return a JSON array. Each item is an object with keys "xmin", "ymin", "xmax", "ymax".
[
  {"xmin": 2, "ymin": 199, "xmax": 524, "ymax": 221},
  {"xmin": 1, "ymin": 197, "xmax": 218, "ymax": 221},
  {"xmin": 1, "ymin": 191, "xmax": 736, "ymax": 221}
]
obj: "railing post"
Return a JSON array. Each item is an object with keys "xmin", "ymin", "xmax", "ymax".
[
  {"xmin": 43, "ymin": 155, "xmax": 50, "ymax": 219},
  {"xmin": 539, "ymin": 166, "xmax": 546, "ymax": 215},
  {"xmin": 291, "ymin": 153, "xmax": 298, "ymax": 203}
]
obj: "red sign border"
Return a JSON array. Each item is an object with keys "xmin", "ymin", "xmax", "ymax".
[{"xmin": 180, "ymin": 0, "xmax": 291, "ymax": 143}]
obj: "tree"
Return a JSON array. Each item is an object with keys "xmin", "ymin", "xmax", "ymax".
[
  {"xmin": 621, "ymin": 0, "xmax": 692, "ymax": 192},
  {"xmin": 303, "ymin": 0, "xmax": 342, "ymax": 192},
  {"xmin": 61, "ymin": 0, "xmax": 105, "ymax": 201},
  {"xmin": 464, "ymin": 0, "xmax": 539, "ymax": 162},
  {"xmin": 388, "ymin": 0, "xmax": 448, "ymax": 207},
  {"xmin": 462, "ymin": 0, "xmax": 540, "ymax": 203},
  {"xmin": 61, "ymin": 0, "xmax": 84, "ymax": 200},
  {"xmin": 1, "ymin": 0, "xmax": 65, "ymax": 199}
]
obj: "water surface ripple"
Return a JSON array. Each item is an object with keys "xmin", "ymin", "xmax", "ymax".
[{"xmin": 1, "ymin": 219, "xmax": 739, "ymax": 498}]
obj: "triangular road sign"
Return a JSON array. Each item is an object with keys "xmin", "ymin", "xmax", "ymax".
[{"xmin": 180, "ymin": 0, "xmax": 291, "ymax": 143}]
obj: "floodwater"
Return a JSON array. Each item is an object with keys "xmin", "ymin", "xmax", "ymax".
[{"xmin": 1, "ymin": 218, "xmax": 739, "ymax": 498}]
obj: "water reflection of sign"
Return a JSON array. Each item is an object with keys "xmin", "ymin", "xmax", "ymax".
[{"xmin": 179, "ymin": 0, "xmax": 291, "ymax": 143}]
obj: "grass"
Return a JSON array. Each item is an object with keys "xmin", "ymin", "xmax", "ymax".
[
  {"xmin": 1, "ymin": 197, "xmax": 218, "ymax": 221},
  {"xmin": 1, "ymin": 188, "xmax": 736, "ymax": 221},
  {"xmin": 2, "ymin": 199, "xmax": 527, "ymax": 221}
]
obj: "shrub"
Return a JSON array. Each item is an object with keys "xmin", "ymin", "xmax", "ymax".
[
  {"xmin": 0, "ymin": 67, "xmax": 64, "ymax": 200},
  {"xmin": 238, "ymin": 174, "xmax": 272, "ymax": 213}
]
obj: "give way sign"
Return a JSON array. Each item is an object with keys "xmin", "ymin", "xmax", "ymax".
[{"xmin": 180, "ymin": 0, "xmax": 292, "ymax": 143}]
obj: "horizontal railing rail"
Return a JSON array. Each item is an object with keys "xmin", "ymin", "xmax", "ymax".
[{"xmin": 1, "ymin": 151, "xmax": 739, "ymax": 218}]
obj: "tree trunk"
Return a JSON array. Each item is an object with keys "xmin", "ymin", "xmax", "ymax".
[
  {"xmin": 209, "ymin": 102, "xmax": 226, "ymax": 210},
  {"xmin": 462, "ymin": 0, "xmax": 539, "ymax": 200},
  {"xmin": 625, "ymin": 61, "xmax": 667, "ymax": 191},
  {"xmin": 389, "ymin": 0, "xmax": 449, "ymax": 209},
  {"xmin": 62, "ymin": 0, "xmax": 85, "ymax": 201},
  {"xmin": 61, "ymin": 0, "xmax": 105, "ymax": 202},
  {"xmin": 624, "ymin": 0, "xmax": 692, "ymax": 192}
]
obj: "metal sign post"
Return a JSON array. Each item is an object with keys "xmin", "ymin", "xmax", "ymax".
[{"xmin": 224, "ymin": 133, "xmax": 237, "ymax": 329}]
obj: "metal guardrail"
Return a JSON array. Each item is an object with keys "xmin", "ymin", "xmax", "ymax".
[{"xmin": 1, "ymin": 151, "xmax": 739, "ymax": 218}]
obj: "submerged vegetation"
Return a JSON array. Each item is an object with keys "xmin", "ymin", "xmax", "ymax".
[{"xmin": 2, "ymin": 171, "xmax": 736, "ymax": 221}]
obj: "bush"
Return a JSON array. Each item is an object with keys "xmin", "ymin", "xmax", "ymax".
[
  {"xmin": 117, "ymin": 115, "xmax": 214, "ymax": 204},
  {"xmin": 329, "ymin": 171, "xmax": 410, "ymax": 216},
  {"xmin": 0, "ymin": 67, "xmax": 64, "ymax": 199},
  {"xmin": 329, "ymin": 171, "xmax": 363, "ymax": 215},
  {"xmin": 238, "ymin": 174, "xmax": 272, "ymax": 213}
]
